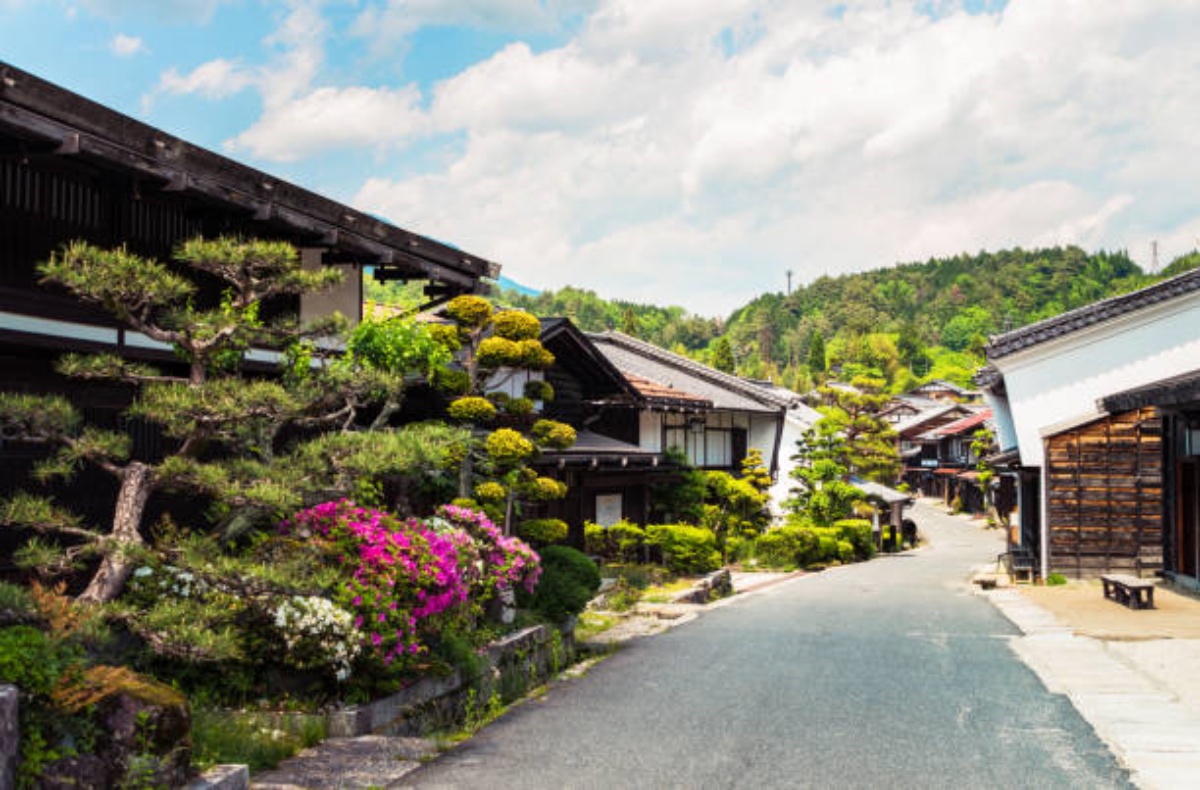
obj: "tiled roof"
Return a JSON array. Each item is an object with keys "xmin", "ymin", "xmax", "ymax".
[
  {"xmin": 588, "ymin": 331, "xmax": 791, "ymax": 413},
  {"xmin": 623, "ymin": 373, "xmax": 712, "ymax": 407},
  {"xmin": 893, "ymin": 404, "xmax": 969, "ymax": 437},
  {"xmin": 985, "ymin": 266, "xmax": 1200, "ymax": 360},
  {"xmin": 930, "ymin": 408, "xmax": 992, "ymax": 437}
]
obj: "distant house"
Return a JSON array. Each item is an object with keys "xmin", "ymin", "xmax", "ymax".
[
  {"xmin": 896, "ymin": 403, "xmax": 975, "ymax": 494},
  {"xmin": 587, "ymin": 332, "xmax": 796, "ymax": 479},
  {"xmin": 908, "ymin": 379, "xmax": 981, "ymax": 404},
  {"xmin": 979, "ymin": 266, "xmax": 1200, "ymax": 583},
  {"xmin": 908, "ymin": 409, "xmax": 1002, "ymax": 514}
]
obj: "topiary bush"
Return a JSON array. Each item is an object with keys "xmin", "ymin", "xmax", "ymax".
[
  {"xmin": 519, "ymin": 545, "xmax": 601, "ymax": 622},
  {"xmin": 646, "ymin": 524, "xmax": 721, "ymax": 574},
  {"xmin": 516, "ymin": 518, "xmax": 569, "ymax": 546}
]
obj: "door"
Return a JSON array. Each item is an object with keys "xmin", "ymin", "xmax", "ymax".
[{"xmin": 1178, "ymin": 459, "xmax": 1200, "ymax": 579}]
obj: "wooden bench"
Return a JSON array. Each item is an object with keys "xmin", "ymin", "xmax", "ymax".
[{"xmin": 1100, "ymin": 574, "xmax": 1155, "ymax": 610}]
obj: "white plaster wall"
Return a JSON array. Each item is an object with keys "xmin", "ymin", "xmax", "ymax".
[
  {"xmin": 994, "ymin": 294, "xmax": 1200, "ymax": 468},
  {"xmin": 769, "ymin": 416, "xmax": 806, "ymax": 516},
  {"xmin": 749, "ymin": 414, "xmax": 779, "ymax": 471},
  {"xmin": 300, "ymin": 249, "xmax": 362, "ymax": 327},
  {"xmin": 638, "ymin": 411, "xmax": 662, "ymax": 452}
]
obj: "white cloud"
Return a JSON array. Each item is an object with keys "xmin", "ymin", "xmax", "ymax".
[
  {"xmin": 154, "ymin": 59, "xmax": 255, "ymax": 100},
  {"xmin": 109, "ymin": 33, "xmax": 145, "ymax": 57},
  {"xmin": 227, "ymin": 85, "xmax": 426, "ymax": 161},
  {"xmin": 134, "ymin": 0, "xmax": 1200, "ymax": 313}
]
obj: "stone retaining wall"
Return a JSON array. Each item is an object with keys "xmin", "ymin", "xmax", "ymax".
[{"xmin": 328, "ymin": 624, "xmax": 572, "ymax": 737}]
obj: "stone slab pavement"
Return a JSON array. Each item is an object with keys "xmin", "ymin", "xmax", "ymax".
[{"xmin": 954, "ymin": 520, "xmax": 1200, "ymax": 788}]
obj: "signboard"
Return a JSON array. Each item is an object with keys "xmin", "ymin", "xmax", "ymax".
[{"xmin": 595, "ymin": 493, "xmax": 623, "ymax": 527}]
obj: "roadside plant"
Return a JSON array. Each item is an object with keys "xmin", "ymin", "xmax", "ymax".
[{"xmin": 283, "ymin": 500, "xmax": 471, "ymax": 667}]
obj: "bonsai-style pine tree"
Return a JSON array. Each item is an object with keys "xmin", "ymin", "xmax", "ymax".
[
  {"xmin": 0, "ymin": 237, "xmax": 453, "ymax": 604},
  {"xmin": 430, "ymin": 295, "xmax": 576, "ymax": 533}
]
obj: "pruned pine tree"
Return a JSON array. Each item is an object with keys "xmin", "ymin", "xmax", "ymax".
[
  {"xmin": 431, "ymin": 295, "xmax": 576, "ymax": 533},
  {"xmin": 0, "ymin": 237, "xmax": 453, "ymax": 604}
]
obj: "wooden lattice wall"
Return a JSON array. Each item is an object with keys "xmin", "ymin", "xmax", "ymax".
[{"xmin": 1045, "ymin": 407, "xmax": 1162, "ymax": 578}]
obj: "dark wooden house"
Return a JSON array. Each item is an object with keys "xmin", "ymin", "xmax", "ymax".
[{"xmin": 0, "ymin": 62, "xmax": 497, "ymax": 520}]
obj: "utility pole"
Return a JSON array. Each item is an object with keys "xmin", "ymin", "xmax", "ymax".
[
  {"xmin": 1152, "ymin": 240, "xmax": 1159, "ymax": 273},
  {"xmin": 786, "ymin": 268, "xmax": 793, "ymax": 295}
]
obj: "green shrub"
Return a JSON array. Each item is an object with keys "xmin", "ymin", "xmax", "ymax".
[
  {"xmin": 448, "ymin": 396, "xmax": 497, "ymax": 423},
  {"xmin": 1046, "ymin": 573, "xmax": 1068, "ymax": 586},
  {"xmin": 609, "ymin": 521, "xmax": 646, "ymax": 562},
  {"xmin": 0, "ymin": 625, "xmax": 82, "ymax": 697},
  {"xmin": 516, "ymin": 518, "xmax": 569, "ymax": 546},
  {"xmin": 755, "ymin": 526, "xmax": 821, "ymax": 568},
  {"xmin": 833, "ymin": 519, "xmax": 875, "ymax": 559},
  {"xmin": 519, "ymin": 546, "xmax": 601, "ymax": 621},
  {"xmin": 584, "ymin": 522, "xmax": 607, "ymax": 556},
  {"xmin": 505, "ymin": 396, "xmax": 534, "ymax": 417},
  {"xmin": 646, "ymin": 524, "xmax": 721, "ymax": 574}
]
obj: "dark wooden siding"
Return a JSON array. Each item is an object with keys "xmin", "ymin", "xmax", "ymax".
[{"xmin": 1045, "ymin": 407, "xmax": 1162, "ymax": 578}]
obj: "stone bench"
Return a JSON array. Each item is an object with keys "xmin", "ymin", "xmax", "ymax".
[{"xmin": 1100, "ymin": 573, "xmax": 1155, "ymax": 610}]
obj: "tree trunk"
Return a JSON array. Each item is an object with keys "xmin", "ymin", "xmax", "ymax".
[{"xmin": 78, "ymin": 461, "xmax": 153, "ymax": 604}]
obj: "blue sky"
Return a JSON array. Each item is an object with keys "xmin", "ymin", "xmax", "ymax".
[{"xmin": 4, "ymin": 0, "xmax": 1200, "ymax": 316}]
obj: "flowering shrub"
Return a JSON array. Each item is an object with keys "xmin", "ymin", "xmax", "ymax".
[
  {"xmin": 435, "ymin": 504, "xmax": 541, "ymax": 601},
  {"xmin": 283, "ymin": 501, "xmax": 471, "ymax": 667},
  {"xmin": 272, "ymin": 595, "xmax": 361, "ymax": 681}
]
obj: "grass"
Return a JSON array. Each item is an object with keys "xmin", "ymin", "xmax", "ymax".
[
  {"xmin": 191, "ymin": 708, "xmax": 326, "ymax": 773},
  {"xmin": 640, "ymin": 579, "xmax": 695, "ymax": 603},
  {"xmin": 575, "ymin": 612, "xmax": 619, "ymax": 641}
]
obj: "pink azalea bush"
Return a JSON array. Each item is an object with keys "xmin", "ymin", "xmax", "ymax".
[
  {"xmin": 435, "ymin": 504, "xmax": 542, "ymax": 599},
  {"xmin": 281, "ymin": 500, "xmax": 541, "ymax": 670},
  {"xmin": 283, "ymin": 500, "xmax": 470, "ymax": 666}
]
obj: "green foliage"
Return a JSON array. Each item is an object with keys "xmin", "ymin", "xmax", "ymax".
[
  {"xmin": 484, "ymin": 428, "xmax": 536, "ymax": 467},
  {"xmin": 709, "ymin": 336, "xmax": 735, "ymax": 373},
  {"xmin": 585, "ymin": 520, "xmax": 648, "ymax": 562},
  {"xmin": 650, "ymin": 450, "xmax": 707, "ymax": 524},
  {"xmin": 445, "ymin": 295, "xmax": 494, "ymax": 329},
  {"xmin": 646, "ymin": 524, "xmax": 721, "ymax": 574},
  {"xmin": 191, "ymin": 708, "xmax": 326, "ymax": 773},
  {"xmin": 515, "ymin": 518, "xmax": 569, "ymax": 546},
  {"xmin": 477, "ymin": 336, "xmax": 523, "ymax": 369},
  {"xmin": 520, "ymin": 546, "xmax": 601, "ymax": 621},
  {"xmin": 474, "ymin": 481, "xmax": 507, "ymax": 503},
  {"xmin": 524, "ymin": 379, "xmax": 554, "ymax": 402},
  {"xmin": 347, "ymin": 313, "xmax": 451, "ymax": 377},
  {"xmin": 787, "ymin": 421, "xmax": 865, "ymax": 526},
  {"xmin": 505, "ymin": 396, "xmax": 534, "ymax": 417},
  {"xmin": 531, "ymin": 419, "xmax": 576, "ymax": 450},
  {"xmin": 832, "ymin": 519, "xmax": 876, "ymax": 559},
  {"xmin": 491, "ymin": 310, "xmax": 542, "ymax": 341},
  {"xmin": 448, "ymin": 396, "xmax": 498, "ymax": 423},
  {"xmin": 1046, "ymin": 573, "xmax": 1068, "ymax": 586}
]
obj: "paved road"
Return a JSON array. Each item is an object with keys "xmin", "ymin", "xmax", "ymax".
[{"xmin": 402, "ymin": 502, "xmax": 1131, "ymax": 789}]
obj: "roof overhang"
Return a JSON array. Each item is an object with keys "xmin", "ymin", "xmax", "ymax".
[
  {"xmin": 0, "ymin": 61, "xmax": 498, "ymax": 299},
  {"xmin": 1099, "ymin": 368, "xmax": 1200, "ymax": 413}
]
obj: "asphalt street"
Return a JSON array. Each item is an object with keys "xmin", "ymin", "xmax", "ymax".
[{"xmin": 401, "ymin": 503, "xmax": 1132, "ymax": 789}]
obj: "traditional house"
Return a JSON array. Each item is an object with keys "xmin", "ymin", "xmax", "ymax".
[
  {"xmin": 0, "ymin": 62, "xmax": 497, "ymax": 506},
  {"xmin": 979, "ymin": 266, "xmax": 1200, "ymax": 582},
  {"xmin": 895, "ymin": 403, "xmax": 975, "ymax": 496},
  {"xmin": 907, "ymin": 379, "xmax": 981, "ymax": 404},
  {"xmin": 908, "ymin": 408, "xmax": 997, "ymax": 513},
  {"xmin": 587, "ymin": 331, "xmax": 796, "ymax": 481},
  {"xmin": 529, "ymin": 319, "xmax": 676, "ymax": 538}
]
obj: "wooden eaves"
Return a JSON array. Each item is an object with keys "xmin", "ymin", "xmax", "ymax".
[{"xmin": 0, "ymin": 61, "xmax": 500, "ymax": 303}]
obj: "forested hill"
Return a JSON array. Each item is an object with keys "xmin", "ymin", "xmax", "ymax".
[{"xmin": 496, "ymin": 246, "xmax": 1199, "ymax": 393}]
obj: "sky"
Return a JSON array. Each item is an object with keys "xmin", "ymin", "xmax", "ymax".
[{"xmin": 4, "ymin": 0, "xmax": 1200, "ymax": 317}]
